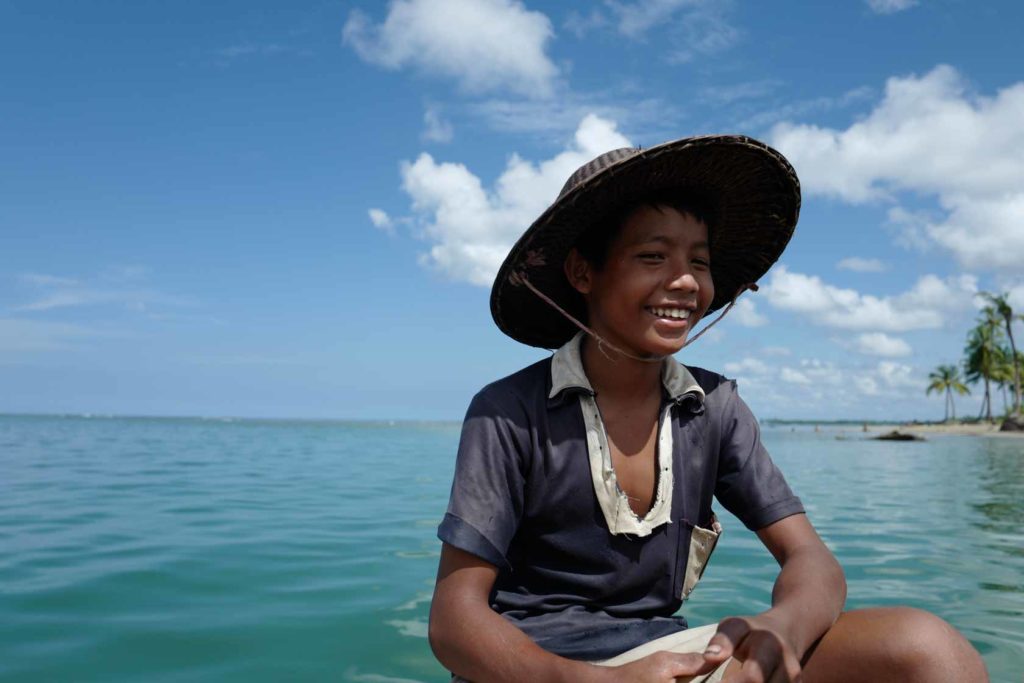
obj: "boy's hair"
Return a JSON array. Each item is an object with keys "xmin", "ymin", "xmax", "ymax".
[{"xmin": 573, "ymin": 190, "xmax": 715, "ymax": 270}]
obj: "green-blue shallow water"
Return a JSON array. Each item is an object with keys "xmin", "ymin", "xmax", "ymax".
[{"xmin": 1, "ymin": 415, "xmax": 1022, "ymax": 681}]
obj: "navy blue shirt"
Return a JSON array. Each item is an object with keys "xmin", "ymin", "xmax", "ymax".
[{"xmin": 437, "ymin": 351, "xmax": 803, "ymax": 661}]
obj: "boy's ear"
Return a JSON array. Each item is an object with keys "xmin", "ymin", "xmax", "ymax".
[{"xmin": 564, "ymin": 248, "xmax": 593, "ymax": 294}]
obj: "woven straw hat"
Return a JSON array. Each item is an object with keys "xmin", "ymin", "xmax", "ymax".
[{"xmin": 490, "ymin": 134, "xmax": 801, "ymax": 349}]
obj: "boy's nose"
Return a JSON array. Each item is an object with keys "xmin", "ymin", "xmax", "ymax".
[{"xmin": 666, "ymin": 270, "xmax": 700, "ymax": 292}]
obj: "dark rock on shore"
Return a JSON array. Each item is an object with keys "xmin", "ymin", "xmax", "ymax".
[
  {"xmin": 1000, "ymin": 415, "xmax": 1024, "ymax": 432},
  {"xmin": 873, "ymin": 430, "xmax": 926, "ymax": 442}
]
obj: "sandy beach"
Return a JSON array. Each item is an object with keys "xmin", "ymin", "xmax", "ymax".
[{"xmin": 883, "ymin": 421, "xmax": 1024, "ymax": 438}]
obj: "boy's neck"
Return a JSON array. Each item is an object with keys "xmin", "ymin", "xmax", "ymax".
[{"xmin": 580, "ymin": 336, "xmax": 665, "ymax": 403}]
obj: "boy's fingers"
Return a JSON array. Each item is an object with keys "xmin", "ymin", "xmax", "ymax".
[
  {"xmin": 705, "ymin": 617, "xmax": 750, "ymax": 661},
  {"xmin": 780, "ymin": 650, "xmax": 803, "ymax": 682},
  {"xmin": 666, "ymin": 651, "xmax": 716, "ymax": 673},
  {"xmin": 775, "ymin": 645, "xmax": 803, "ymax": 682},
  {"xmin": 738, "ymin": 631, "xmax": 783, "ymax": 682},
  {"xmin": 767, "ymin": 665, "xmax": 802, "ymax": 683},
  {"xmin": 730, "ymin": 630, "xmax": 800, "ymax": 683},
  {"xmin": 733, "ymin": 655, "xmax": 770, "ymax": 683},
  {"xmin": 764, "ymin": 656, "xmax": 802, "ymax": 683}
]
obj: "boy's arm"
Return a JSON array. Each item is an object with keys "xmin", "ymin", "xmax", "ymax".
[
  {"xmin": 429, "ymin": 543, "xmax": 588, "ymax": 683},
  {"xmin": 701, "ymin": 513, "xmax": 846, "ymax": 677},
  {"xmin": 430, "ymin": 543, "xmax": 713, "ymax": 683}
]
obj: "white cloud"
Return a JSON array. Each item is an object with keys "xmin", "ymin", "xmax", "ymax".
[
  {"xmin": 722, "ymin": 356, "xmax": 771, "ymax": 394},
  {"xmin": 343, "ymin": 0, "xmax": 558, "ymax": 97},
  {"xmin": 925, "ymin": 194, "xmax": 1024, "ymax": 271},
  {"xmin": 866, "ymin": 0, "xmax": 917, "ymax": 14},
  {"xmin": 854, "ymin": 375, "xmax": 880, "ymax": 396},
  {"xmin": 15, "ymin": 292, "xmax": 98, "ymax": 312},
  {"xmin": 469, "ymin": 95, "xmax": 677, "ymax": 139},
  {"xmin": 600, "ymin": 1, "xmax": 739, "ymax": 62},
  {"xmin": 731, "ymin": 298, "xmax": 767, "ymax": 327},
  {"xmin": 762, "ymin": 266, "xmax": 977, "ymax": 332},
  {"xmin": 795, "ymin": 359, "xmax": 847, "ymax": 387},
  {"xmin": 771, "ymin": 66, "xmax": 1023, "ymax": 202},
  {"xmin": 699, "ymin": 79, "xmax": 781, "ymax": 106},
  {"xmin": 214, "ymin": 43, "xmax": 311, "ymax": 62},
  {"xmin": 884, "ymin": 206, "xmax": 934, "ymax": 251},
  {"xmin": 399, "ymin": 114, "xmax": 631, "ymax": 285},
  {"xmin": 837, "ymin": 257, "xmax": 886, "ymax": 273},
  {"xmin": 368, "ymin": 208, "xmax": 396, "ymax": 235},
  {"xmin": 780, "ymin": 367, "xmax": 812, "ymax": 385},
  {"xmin": 422, "ymin": 105, "xmax": 453, "ymax": 143},
  {"xmin": 724, "ymin": 357, "xmax": 770, "ymax": 375},
  {"xmin": 562, "ymin": 9, "xmax": 608, "ymax": 38},
  {"xmin": 855, "ymin": 332, "xmax": 912, "ymax": 357},
  {"xmin": 770, "ymin": 65, "xmax": 1024, "ymax": 271},
  {"xmin": 18, "ymin": 273, "xmax": 79, "ymax": 287},
  {"xmin": 875, "ymin": 360, "xmax": 918, "ymax": 390},
  {"xmin": 100, "ymin": 265, "xmax": 149, "ymax": 282},
  {"xmin": 670, "ymin": 18, "xmax": 738, "ymax": 64},
  {"xmin": 723, "ymin": 352, "xmax": 927, "ymax": 413},
  {"xmin": 735, "ymin": 86, "xmax": 875, "ymax": 133},
  {"xmin": 12, "ymin": 270, "xmax": 189, "ymax": 313},
  {"xmin": 1007, "ymin": 282, "xmax": 1024, "ymax": 311},
  {"xmin": 609, "ymin": 0, "xmax": 698, "ymax": 38},
  {"xmin": 14, "ymin": 289, "xmax": 183, "ymax": 313}
]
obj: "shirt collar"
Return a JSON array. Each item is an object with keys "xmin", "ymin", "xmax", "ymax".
[{"xmin": 548, "ymin": 331, "xmax": 706, "ymax": 407}]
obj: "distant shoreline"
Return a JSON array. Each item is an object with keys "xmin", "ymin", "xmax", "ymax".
[
  {"xmin": 761, "ymin": 418, "xmax": 1024, "ymax": 439},
  {"xmin": 1, "ymin": 413, "xmax": 1021, "ymax": 436},
  {"xmin": 890, "ymin": 421, "xmax": 1024, "ymax": 438}
]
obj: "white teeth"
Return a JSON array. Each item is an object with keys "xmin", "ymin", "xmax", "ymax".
[{"xmin": 651, "ymin": 307, "xmax": 690, "ymax": 319}]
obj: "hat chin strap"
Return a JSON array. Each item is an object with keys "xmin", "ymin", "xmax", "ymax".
[
  {"xmin": 682, "ymin": 283, "xmax": 758, "ymax": 348},
  {"xmin": 517, "ymin": 275, "xmax": 758, "ymax": 363}
]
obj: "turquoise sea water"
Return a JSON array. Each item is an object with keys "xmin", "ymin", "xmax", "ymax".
[{"xmin": 1, "ymin": 415, "xmax": 1022, "ymax": 682}]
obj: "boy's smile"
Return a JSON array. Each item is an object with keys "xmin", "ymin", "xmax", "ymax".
[{"xmin": 567, "ymin": 205, "xmax": 714, "ymax": 359}]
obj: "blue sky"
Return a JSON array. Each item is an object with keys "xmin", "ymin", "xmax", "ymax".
[{"xmin": 2, "ymin": 0, "xmax": 1023, "ymax": 421}]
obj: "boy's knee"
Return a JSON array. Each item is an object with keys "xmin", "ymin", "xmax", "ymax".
[{"xmin": 880, "ymin": 607, "xmax": 987, "ymax": 682}]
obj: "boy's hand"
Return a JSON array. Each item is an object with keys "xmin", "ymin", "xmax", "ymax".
[
  {"xmin": 703, "ymin": 614, "xmax": 803, "ymax": 682},
  {"xmin": 602, "ymin": 651, "xmax": 716, "ymax": 682}
]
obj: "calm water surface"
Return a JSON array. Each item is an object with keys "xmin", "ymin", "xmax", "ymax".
[{"xmin": 1, "ymin": 416, "xmax": 1022, "ymax": 681}]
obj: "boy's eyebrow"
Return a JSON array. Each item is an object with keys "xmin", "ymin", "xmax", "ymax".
[{"xmin": 633, "ymin": 235, "xmax": 710, "ymax": 251}]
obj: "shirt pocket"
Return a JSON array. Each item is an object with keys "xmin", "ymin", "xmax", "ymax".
[{"xmin": 680, "ymin": 513, "xmax": 723, "ymax": 600}]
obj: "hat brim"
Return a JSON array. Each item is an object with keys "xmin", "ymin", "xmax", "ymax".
[{"xmin": 490, "ymin": 135, "xmax": 800, "ymax": 349}]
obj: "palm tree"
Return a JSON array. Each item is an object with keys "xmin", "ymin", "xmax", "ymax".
[
  {"xmin": 995, "ymin": 350, "xmax": 1024, "ymax": 416},
  {"xmin": 1013, "ymin": 351, "xmax": 1024, "ymax": 416},
  {"xmin": 964, "ymin": 308, "xmax": 1005, "ymax": 421},
  {"xmin": 980, "ymin": 292, "xmax": 1022, "ymax": 416},
  {"xmin": 926, "ymin": 364, "xmax": 970, "ymax": 422},
  {"xmin": 990, "ymin": 346, "xmax": 1015, "ymax": 414},
  {"xmin": 994, "ymin": 364, "xmax": 1010, "ymax": 415}
]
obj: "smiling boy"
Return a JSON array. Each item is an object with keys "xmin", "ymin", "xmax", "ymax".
[{"xmin": 429, "ymin": 136, "xmax": 986, "ymax": 682}]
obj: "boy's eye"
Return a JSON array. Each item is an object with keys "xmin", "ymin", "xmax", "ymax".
[
  {"xmin": 638, "ymin": 252, "xmax": 665, "ymax": 261},
  {"xmin": 692, "ymin": 258, "xmax": 711, "ymax": 268}
]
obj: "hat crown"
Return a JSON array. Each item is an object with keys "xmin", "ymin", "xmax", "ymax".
[{"xmin": 558, "ymin": 147, "xmax": 639, "ymax": 199}]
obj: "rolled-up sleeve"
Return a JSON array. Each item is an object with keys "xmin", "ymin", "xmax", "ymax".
[
  {"xmin": 715, "ymin": 382, "xmax": 804, "ymax": 530},
  {"xmin": 437, "ymin": 390, "xmax": 528, "ymax": 569}
]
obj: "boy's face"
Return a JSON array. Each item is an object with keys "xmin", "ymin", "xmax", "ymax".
[{"xmin": 566, "ymin": 205, "xmax": 714, "ymax": 358}]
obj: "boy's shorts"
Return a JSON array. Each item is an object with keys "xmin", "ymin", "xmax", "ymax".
[{"xmin": 451, "ymin": 623, "xmax": 731, "ymax": 682}]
